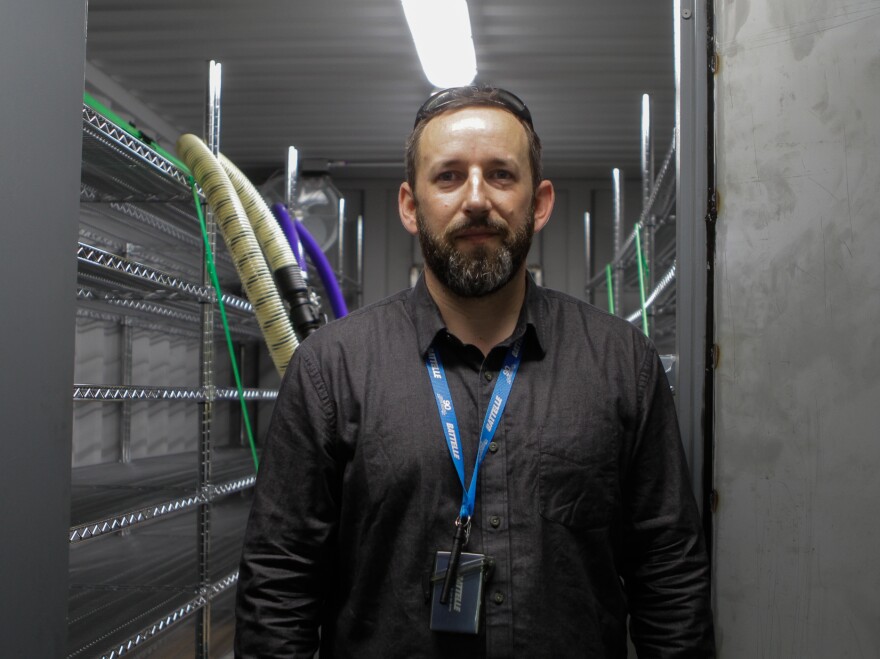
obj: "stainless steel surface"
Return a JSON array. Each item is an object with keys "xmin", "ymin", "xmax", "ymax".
[{"xmin": 83, "ymin": 0, "xmax": 675, "ymax": 182}]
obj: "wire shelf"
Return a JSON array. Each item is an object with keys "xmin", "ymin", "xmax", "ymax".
[
  {"xmin": 81, "ymin": 104, "xmax": 192, "ymax": 203},
  {"xmin": 72, "ymin": 384, "xmax": 278, "ymax": 402},
  {"xmin": 69, "ymin": 449, "xmax": 260, "ymax": 543},
  {"xmin": 68, "ymin": 497, "xmax": 249, "ymax": 658}
]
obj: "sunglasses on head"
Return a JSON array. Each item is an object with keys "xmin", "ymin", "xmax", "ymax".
[{"xmin": 413, "ymin": 87, "xmax": 534, "ymax": 129}]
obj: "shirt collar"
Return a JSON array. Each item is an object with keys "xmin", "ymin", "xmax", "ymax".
[{"xmin": 405, "ymin": 272, "xmax": 548, "ymax": 358}]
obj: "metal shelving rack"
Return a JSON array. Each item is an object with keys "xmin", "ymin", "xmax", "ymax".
[
  {"xmin": 71, "ymin": 66, "xmax": 272, "ymax": 658},
  {"xmin": 585, "ymin": 94, "xmax": 678, "ymax": 356}
]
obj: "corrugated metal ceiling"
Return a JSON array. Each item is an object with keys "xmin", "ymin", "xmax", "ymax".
[{"xmin": 84, "ymin": 0, "xmax": 675, "ymax": 181}]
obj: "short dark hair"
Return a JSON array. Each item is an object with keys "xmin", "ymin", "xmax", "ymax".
[{"xmin": 405, "ymin": 86, "xmax": 543, "ymax": 192}]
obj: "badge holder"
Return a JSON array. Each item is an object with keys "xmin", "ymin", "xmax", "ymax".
[{"xmin": 430, "ymin": 551, "xmax": 491, "ymax": 634}]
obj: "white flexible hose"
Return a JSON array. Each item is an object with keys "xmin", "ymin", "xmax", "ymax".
[
  {"xmin": 219, "ymin": 153, "xmax": 299, "ymax": 273},
  {"xmin": 177, "ymin": 134, "xmax": 298, "ymax": 376},
  {"xmin": 218, "ymin": 153, "xmax": 323, "ymax": 339}
]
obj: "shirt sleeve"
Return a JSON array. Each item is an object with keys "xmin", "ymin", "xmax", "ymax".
[
  {"xmin": 235, "ymin": 345, "xmax": 340, "ymax": 658},
  {"xmin": 622, "ymin": 345, "xmax": 716, "ymax": 657}
]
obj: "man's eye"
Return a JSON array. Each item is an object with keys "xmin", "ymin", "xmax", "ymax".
[
  {"xmin": 437, "ymin": 171, "xmax": 458, "ymax": 182},
  {"xmin": 492, "ymin": 170, "xmax": 514, "ymax": 180}
]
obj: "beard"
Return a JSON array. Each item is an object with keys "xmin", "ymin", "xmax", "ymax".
[{"xmin": 416, "ymin": 202, "xmax": 535, "ymax": 298}]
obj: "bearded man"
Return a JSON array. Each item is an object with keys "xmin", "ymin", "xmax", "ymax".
[{"xmin": 235, "ymin": 86, "xmax": 715, "ymax": 658}]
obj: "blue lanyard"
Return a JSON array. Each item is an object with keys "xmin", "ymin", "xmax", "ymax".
[{"xmin": 425, "ymin": 337, "xmax": 524, "ymax": 520}]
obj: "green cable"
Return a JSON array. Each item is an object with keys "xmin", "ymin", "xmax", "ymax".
[
  {"xmin": 605, "ymin": 264, "xmax": 615, "ymax": 315},
  {"xmin": 189, "ymin": 178, "xmax": 260, "ymax": 473},
  {"xmin": 634, "ymin": 223, "xmax": 650, "ymax": 337},
  {"xmin": 83, "ymin": 91, "xmax": 193, "ymax": 175}
]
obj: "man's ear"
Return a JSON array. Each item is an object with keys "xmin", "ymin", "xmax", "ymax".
[
  {"xmin": 399, "ymin": 182, "xmax": 419, "ymax": 237},
  {"xmin": 532, "ymin": 179, "xmax": 555, "ymax": 234}
]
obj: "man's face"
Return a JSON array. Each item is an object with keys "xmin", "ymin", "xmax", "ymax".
[{"xmin": 404, "ymin": 106, "xmax": 541, "ymax": 298}]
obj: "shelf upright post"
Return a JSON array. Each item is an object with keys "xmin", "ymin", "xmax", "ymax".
[
  {"xmin": 356, "ymin": 214, "xmax": 364, "ymax": 309},
  {"xmin": 120, "ymin": 248, "xmax": 134, "ymax": 465},
  {"xmin": 612, "ymin": 168, "xmax": 624, "ymax": 316},
  {"xmin": 196, "ymin": 58, "xmax": 222, "ymax": 659},
  {"xmin": 338, "ymin": 197, "xmax": 346, "ymax": 287},
  {"xmin": 286, "ymin": 146, "xmax": 299, "ymax": 211},
  {"xmin": 286, "ymin": 146, "xmax": 308, "ymax": 284},
  {"xmin": 583, "ymin": 212, "xmax": 592, "ymax": 304},
  {"xmin": 641, "ymin": 93, "xmax": 656, "ymax": 335}
]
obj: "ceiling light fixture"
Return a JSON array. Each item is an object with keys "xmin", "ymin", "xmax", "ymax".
[{"xmin": 401, "ymin": 0, "xmax": 477, "ymax": 88}]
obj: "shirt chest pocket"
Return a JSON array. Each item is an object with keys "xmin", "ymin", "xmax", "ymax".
[{"xmin": 537, "ymin": 428, "xmax": 619, "ymax": 530}]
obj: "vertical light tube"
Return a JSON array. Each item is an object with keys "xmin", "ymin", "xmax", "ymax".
[
  {"xmin": 612, "ymin": 168, "xmax": 624, "ymax": 317},
  {"xmin": 197, "ymin": 58, "xmax": 221, "ymax": 659}
]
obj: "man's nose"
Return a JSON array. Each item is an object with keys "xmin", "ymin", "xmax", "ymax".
[{"xmin": 463, "ymin": 169, "xmax": 491, "ymax": 214}]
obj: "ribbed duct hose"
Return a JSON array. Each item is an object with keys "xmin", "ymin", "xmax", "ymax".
[
  {"xmin": 176, "ymin": 134, "xmax": 297, "ymax": 376},
  {"xmin": 218, "ymin": 154, "xmax": 322, "ymax": 340}
]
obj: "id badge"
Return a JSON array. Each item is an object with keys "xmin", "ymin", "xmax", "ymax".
[{"xmin": 430, "ymin": 551, "xmax": 489, "ymax": 634}]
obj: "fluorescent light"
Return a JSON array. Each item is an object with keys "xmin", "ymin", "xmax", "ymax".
[{"xmin": 401, "ymin": 0, "xmax": 477, "ymax": 88}]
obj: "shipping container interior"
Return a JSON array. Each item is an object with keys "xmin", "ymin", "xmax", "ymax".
[{"xmin": 1, "ymin": 0, "xmax": 877, "ymax": 657}]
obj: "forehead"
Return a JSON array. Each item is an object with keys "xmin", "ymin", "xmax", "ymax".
[{"xmin": 417, "ymin": 106, "xmax": 529, "ymax": 164}]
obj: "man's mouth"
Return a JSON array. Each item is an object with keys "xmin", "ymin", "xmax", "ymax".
[
  {"xmin": 456, "ymin": 228, "xmax": 499, "ymax": 239},
  {"xmin": 450, "ymin": 220, "xmax": 505, "ymax": 242}
]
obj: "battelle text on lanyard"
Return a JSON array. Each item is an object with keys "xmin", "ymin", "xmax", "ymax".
[{"xmin": 425, "ymin": 336, "xmax": 524, "ymax": 605}]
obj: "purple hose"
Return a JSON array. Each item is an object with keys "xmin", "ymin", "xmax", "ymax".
[
  {"xmin": 271, "ymin": 203, "xmax": 348, "ymax": 319},
  {"xmin": 271, "ymin": 203, "xmax": 307, "ymax": 278}
]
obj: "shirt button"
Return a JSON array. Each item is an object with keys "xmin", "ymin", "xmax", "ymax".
[
  {"xmin": 488, "ymin": 442, "xmax": 498, "ymax": 453},
  {"xmin": 493, "ymin": 591, "xmax": 505, "ymax": 605},
  {"xmin": 483, "ymin": 371, "xmax": 494, "ymax": 382},
  {"xmin": 489, "ymin": 515, "xmax": 501, "ymax": 528}
]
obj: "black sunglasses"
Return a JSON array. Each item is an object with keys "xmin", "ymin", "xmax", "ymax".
[{"xmin": 413, "ymin": 87, "xmax": 534, "ymax": 129}]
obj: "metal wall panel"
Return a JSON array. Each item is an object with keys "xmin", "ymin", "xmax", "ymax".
[
  {"xmin": 714, "ymin": 2, "xmax": 880, "ymax": 655},
  {"xmin": 0, "ymin": 0, "xmax": 86, "ymax": 654}
]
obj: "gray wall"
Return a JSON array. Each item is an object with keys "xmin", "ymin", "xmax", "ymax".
[
  {"xmin": 0, "ymin": 0, "xmax": 86, "ymax": 654},
  {"xmin": 714, "ymin": 2, "xmax": 880, "ymax": 655},
  {"xmin": 338, "ymin": 175, "xmax": 645, "ymax": 311}
]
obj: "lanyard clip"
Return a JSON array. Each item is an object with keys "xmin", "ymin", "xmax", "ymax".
[
  {"xmin": 455, "ymin": 514, "xmax": 472, "ymax": 545},
  {"xmin": 440, "ymin": 515, "xmax": 471, "ymax": 605}
]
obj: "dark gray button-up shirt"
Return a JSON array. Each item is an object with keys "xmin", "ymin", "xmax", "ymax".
[{"xmin": 236, "ymin": 275, "xmax": 715, "ymax": 658}]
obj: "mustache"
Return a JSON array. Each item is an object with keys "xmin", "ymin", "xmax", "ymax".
[{"xmin": 444, "ymin": 215, "xmax": 508, "ymax": 238}]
